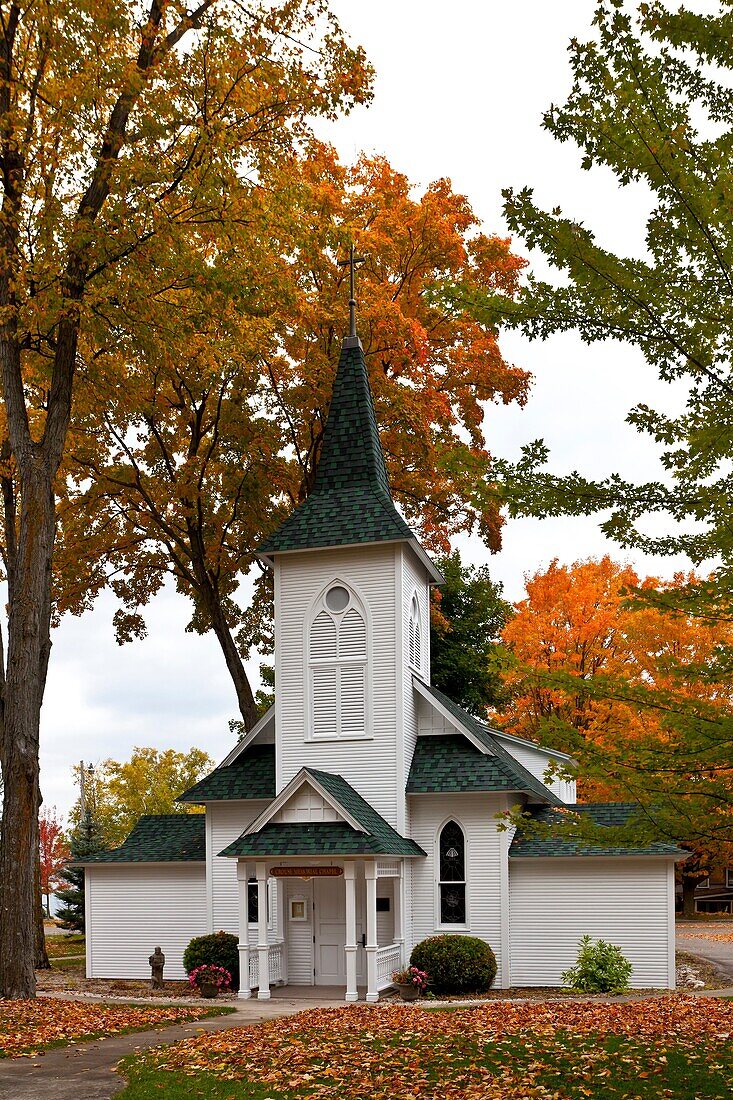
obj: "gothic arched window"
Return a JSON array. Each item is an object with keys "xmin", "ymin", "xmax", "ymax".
[
  {"xmin": 309, "ymin": 583, "xmax": 367, "ymax": 739},
  {"xmin": 439, "ymin": 820, "xmax": 466, "ymax": 925},
  {"xmin": 408, "ymin": 593, "xmax": 422, "ymax": 671}
]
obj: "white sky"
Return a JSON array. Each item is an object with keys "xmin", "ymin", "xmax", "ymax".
[{"xmin": 40, "ymin": 1, "xmax": 694, "ymax": 819}]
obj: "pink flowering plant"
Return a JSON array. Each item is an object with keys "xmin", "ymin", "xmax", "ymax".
[
  {"xmin": 188, "ymin": 964, "xmax": 232, "ymax": 991},
  {"xmin": 392, "ymin": 965, "xmax": 428, "ymax": 991}
]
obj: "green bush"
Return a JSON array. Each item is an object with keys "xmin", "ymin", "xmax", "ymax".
[
  {"xmin": 183, "ymin": 931, "xmax": 239, "ymax": 990},
  {"xmin": 410, "ymin": 934, "xmax": 497, "ymax": 995},
  {"xmin": 561, "ymin": 935, "xmax": 633, "ymax": 993}
]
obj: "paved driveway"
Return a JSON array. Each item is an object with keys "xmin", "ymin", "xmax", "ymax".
[{"xmin": 676, "ymin": 920, "xmax": 733, "ymax": 983}]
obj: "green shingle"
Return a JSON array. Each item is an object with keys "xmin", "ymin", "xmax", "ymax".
[
  {"xmin": 178, "ymin": 745, "xmax": 275, "ymax": 804},
  {"xmin": 219, "ymin": 822, "xmax": 414, "ymax": 858},
  {"xmin": 417, "ymin": 683, "xmax": 563, "ymax": 806},
  {"xmin": 509, "ymin": 803, "xmax": 686, "ymax": 858},
  {"xmin": 219, "ymin": 768, "xmax": 425, "ymax": 859},
  {"xmin": 259, "ymin": 339, "xmax": 417, "ymax": 555},
  {"xmin": 306, "ymin": 769, "xmax": 424, "ymax": 856},
  {"xmin": 407, "ymin": 735, "xmax": 533, "ymax": 793},
  {"xmin": 82, "ymin": 815, "xmax": 205, "ymax": 864}
]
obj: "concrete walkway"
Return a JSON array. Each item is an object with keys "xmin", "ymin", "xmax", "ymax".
[
  {"xmin": 676, "ymin": 920, "xmax": 733, "ymax": 983},
  {"xmin": 0, "ymin": 996, "xmax": 343, "ymax": 1100}
]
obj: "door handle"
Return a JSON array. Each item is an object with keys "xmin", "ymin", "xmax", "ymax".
[{"xmin": 361, "ymin": 933, "xmax": 366, "ymax": 948}]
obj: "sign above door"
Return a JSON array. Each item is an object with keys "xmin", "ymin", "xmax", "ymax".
[{"xmin": 270, "ymin": 866, "xmax": 343, "ymax": 880}]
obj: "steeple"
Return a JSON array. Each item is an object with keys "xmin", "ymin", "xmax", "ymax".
[{"xmin": 259, "ymin": 255, "xmax": 442, "ymax": 583}]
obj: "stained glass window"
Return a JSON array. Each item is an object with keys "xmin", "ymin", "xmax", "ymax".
[{"xmin": 439, "ymin": 820, "xmax": 466, "ymax": 925}]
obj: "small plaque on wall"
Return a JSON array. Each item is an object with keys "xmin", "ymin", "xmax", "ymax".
[
  {"xmin": 289, "ymin": 896, "xmax": 308, "ymax": 921},
  {"xmin": 376, "ymin": 897, "xmax": 391, "ymax": 912}
]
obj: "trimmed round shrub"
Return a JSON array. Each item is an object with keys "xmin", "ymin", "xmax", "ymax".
[
  {"xmin": 410, "ymin": 934, "xmax": 497, "ymax": 995},
  {"xmin": 183, "ymin": 930, "xmax": 239, "ymax": 991}
]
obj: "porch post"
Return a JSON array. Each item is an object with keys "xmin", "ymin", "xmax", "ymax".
[
  {"xmin": 394, "ymin": 861, "xmax": 404, "ymax": 966},
  {"xmin": 276, "ymin": 875, "xmax": 288, "ymax": 985},
  {"xmin": 364, "ymin": 860, "xmax": 379, "ymax": 1003},
  {"xmin": 256, "ymin": 860, "xmax": 270, "ymax": 1000},
  {"xmin": 344, "ymin": 862, "xmax": 358, "ymax": 1002},
  {"xmin": 236, "ymin": 861, "xmax": 252, "ymax": 999}
]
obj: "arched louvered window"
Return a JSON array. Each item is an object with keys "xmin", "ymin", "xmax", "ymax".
[
  {"xmin": 438, "ymin": 820, "xmax": 466, "ymax": 925},
  {"xmin": 309, "ymin": 584, "xmax": 368, "ymax": 739},
  {"xmin": 409, "ymin": 594, "xmax": 422, "ymax": 672}
]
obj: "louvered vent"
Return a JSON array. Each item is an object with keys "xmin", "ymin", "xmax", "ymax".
[
  {"xmin": 310, "ymin": 611, "xmax": 337, "ymax": 661},
  {"xmin": 312, "ymin": 665, "xmax": 338, "ymax": 737},
  {"xmin": 409, "ymin": 595, "xmax": 421, "ymax": 671},
  {"xmin": 339, "ymin": 608, "xmax": 366, "ymax": 658},
  {"xmin": 309, "ymin": 587, "xmax": 368, "ymax": 739}
]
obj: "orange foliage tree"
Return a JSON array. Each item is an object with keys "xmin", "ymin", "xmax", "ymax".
[
  {"xmin": 61, "ymin": 146, "xmax": 528, "ymax": 730},
  {"xmin": 497, "ymin": 556, "xmax": 733, "ymax": 893}
]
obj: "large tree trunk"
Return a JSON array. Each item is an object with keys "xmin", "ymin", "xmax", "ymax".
[
  {"xmin": 0, "ymin": 467, "xmax": 55, "ymax": 997},
  {"xmin": 681, "ymin": 873, "xmax": 698, "ymax": 919}
]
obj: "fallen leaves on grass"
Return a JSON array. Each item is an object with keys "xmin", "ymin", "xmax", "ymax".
[
  {"xmin": 0, "ymin": 999, "xmax": 209, "ymax": 1057},
  {"xmin": 144, "ymin": 996, "xmax": 733, "ymax": 1100}
]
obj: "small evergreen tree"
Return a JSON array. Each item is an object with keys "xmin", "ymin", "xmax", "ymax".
[
  {"xmin": 430, "ymin": 552, "xmax": 512, "ymax": 716},
  {"xmin": 55, "ymin": 811, "xmax": 107, "ymax": 932}
]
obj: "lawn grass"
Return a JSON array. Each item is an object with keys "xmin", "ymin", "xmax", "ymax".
[
  {"xmin": 116, "ymin": 998, "xmax": 733, "ymax": 1100},
  {"xmin": 45, "ymin": 934, "xmax": 85, "ymax": 959},
  {"xmin": 49, "ymin": 955, "xmax": 85, "ymax": 970}
]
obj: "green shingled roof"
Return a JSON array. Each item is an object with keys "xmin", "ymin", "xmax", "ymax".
[
  {"xmin": 259, "ymin": 339, "xmax": 416, "ymax": 555},
  {"xmin": 407, "ymin": 735, "xmax": 536, "ymax": 794},
  {"xmin": 178, "ymin": 745, "xmax": 275, "ymax": 804},
  {"xmin": 417, "ymin": 682, "xmax": 563, "ymax": 806},
  {"xmin": 219, "ymin": 821, "xmax": 421, "ymax": 858},
  {"xmin": 219, "ymin": 768, "xmax": 425, "ymax": 859},
  {"xmin": 82, "ymin": 815, "xmax": 205, "ymax": 864},
  {"xmin": 509, "ymin": 803, "xmax": 686, "ymax": 859}
]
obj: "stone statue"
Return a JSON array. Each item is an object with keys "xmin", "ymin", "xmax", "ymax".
[{"xmin": 149, "ymin": 946, "xmax": 165, "ymax": 989}]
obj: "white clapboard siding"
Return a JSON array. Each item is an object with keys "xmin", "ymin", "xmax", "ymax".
[
  {"xmin": 496, "ymin": 738, "xmax": 575, "ymax": 803},
  {"xmin": 208, "ymin": 800, "xmax": 271, "ymax": 934},
  {"xmin": 377, "ymin": 877, "xmax": 395, "ymax": 947},
  {"xmin": 273, "ymin": 785, "xmax": 344, "ymax": 823},
  {"xmin": 409, "ymin": 793, "xmax": 509, "ymax": 987},
  {"xmin": 86, "ymin": 865, "xmax": 207, "ymax": 979},
  {"xmin": 402, "ymin": 546, "xmax": 431, "ymax": 786},
  {"xmin": 509, "ymin": 858, "xmax": 675, "ymax": 988},
  {"xmin": 276, "ymin": 545, "xmax": 399, "ymax": 825}
]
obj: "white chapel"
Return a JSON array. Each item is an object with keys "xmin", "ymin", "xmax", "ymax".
[{"xmin": 82, "ymin": 303, "xmax": 682, "ymax": 999}]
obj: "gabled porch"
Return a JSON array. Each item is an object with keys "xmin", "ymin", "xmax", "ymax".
[
  {"xmin": 235, "ymin": 857, "xmax": 406, "ymax": 1003},
  {"xmin": 219, "ymin": 766, "xmax": 424, "ymax": 1003}
]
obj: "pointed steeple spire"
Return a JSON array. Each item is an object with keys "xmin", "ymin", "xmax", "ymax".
[{"xmin": 258, "ymin": 256, "xmax": 442, "ymax": 582}]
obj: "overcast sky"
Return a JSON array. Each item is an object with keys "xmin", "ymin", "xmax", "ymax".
[{"xmin": 40, "ymin": 1, "xmax": 693, "ymax": 820}]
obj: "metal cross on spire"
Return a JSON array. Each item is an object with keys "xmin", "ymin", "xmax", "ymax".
[{"xmin": 337, "ymin": 243, "xmax": 366, "ymax": 339}]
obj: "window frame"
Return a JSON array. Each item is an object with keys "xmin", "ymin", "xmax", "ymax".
[
  {"xmin": 435, "ymin": 819, "xmax": 469, "ymax": 931},
  {"xmin": 726, "ymin": 868, "xmax": 733, "ymax": 889},
  {"xmin": 305, "ymin": 579, "xmax": 372, "ymax": 742}
]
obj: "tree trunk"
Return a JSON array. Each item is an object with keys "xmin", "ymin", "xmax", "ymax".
[
  {"xmin": 207, "ymin": 593, "xmax": 260, "ymax": 731},
  {"xmin": 0, "ymin": 464, "xmax": 55, "ymax": 997},
  {"xmin": 681, "ymin": 873, "xmax": 698, "ymax": 919}
]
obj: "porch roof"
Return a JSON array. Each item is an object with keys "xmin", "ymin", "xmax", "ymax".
[
  {"xmin": 219, "ymin": 821, "xmax": 424, "ymax": 858},
  {"xmin": 178, "ymin": 744, "xmax": 276, "ymax": 803}
]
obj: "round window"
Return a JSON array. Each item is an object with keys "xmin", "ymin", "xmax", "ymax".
[{"xmin": 325, "ymin": 585, "xmax": 350, "ymax": 613}]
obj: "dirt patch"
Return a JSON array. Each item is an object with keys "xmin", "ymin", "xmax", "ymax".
[{"xmin": 676, "ymin": 950, "xmax": 730, "ymax": 989}]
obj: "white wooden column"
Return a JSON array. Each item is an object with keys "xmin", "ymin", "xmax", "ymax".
[
  {"xmin": 236, "ymin": 861, "xmax": 252, "ymax": 999},
  {"xmin": 276, "ymin": 878, "xmax": 288, "ymax": 985},
  {"xmin": 394, "ymin": 861, "xmax": 404, "ymax": 966},
  {"xmin": 256, "ymin": 860, "xmax": 270, "ymax": 999},
  {"xmin": 364, "ymin": 861, "xmax": 378, "ymax": 1003},
  {"xmin": 344, "ymin": 863, "xmax": 358, "ymax": 1002}
]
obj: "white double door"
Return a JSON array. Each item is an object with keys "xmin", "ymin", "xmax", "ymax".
[{"xmin": 313, "ymin": 876, "xmax": 365, "ymax": 986}]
